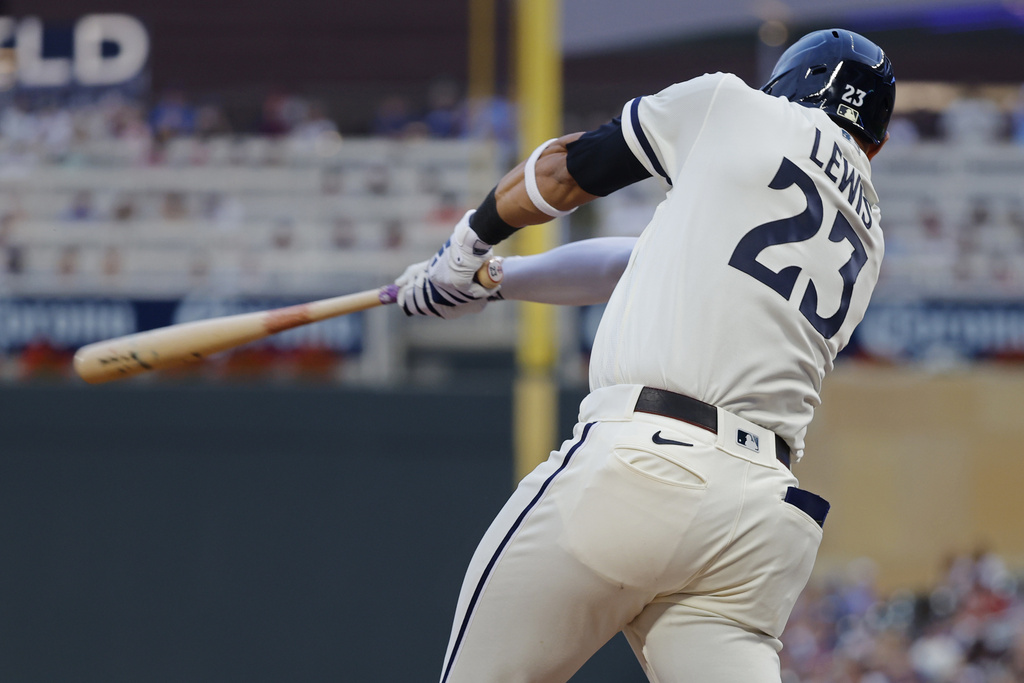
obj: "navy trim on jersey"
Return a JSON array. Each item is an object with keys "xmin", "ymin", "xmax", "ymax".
[
  {"xmin": 440, "ymin": 421, "xmax": 596, "ymax": 682},
  {"xmin": 629, "ymin": 97, "xmax": 671, "ymax": 186}
]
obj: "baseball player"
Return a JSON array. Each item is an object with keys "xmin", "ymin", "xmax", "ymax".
[{"xmin": 397, "ymin": 29, "xmax": 895, "ymax": 683}]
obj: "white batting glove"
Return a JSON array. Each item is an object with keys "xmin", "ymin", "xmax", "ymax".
[{"xmin": 396, "ymin": 210, "xmax": 497, "ymax": 319}]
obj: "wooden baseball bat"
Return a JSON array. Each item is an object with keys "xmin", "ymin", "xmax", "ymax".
[{"xmin": 74, "ymin": 258, "xmax": 504, "ymax": 384}]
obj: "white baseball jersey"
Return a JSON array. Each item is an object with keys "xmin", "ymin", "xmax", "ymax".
[{"xmin": 589, "ymin": 72, "xmax": 884, "ymax": 458}]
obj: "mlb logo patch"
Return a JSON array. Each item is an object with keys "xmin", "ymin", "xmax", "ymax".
[
  {"xmin": 836, "ymin": 104, "xmax": 859, "ymax": 123},
  {"xmin": 737, "ymin": 430, "xmax": 759, "ymax": 453}
]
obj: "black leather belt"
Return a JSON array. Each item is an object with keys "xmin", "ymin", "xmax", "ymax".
[{"xmin": 634, "ymin": 387, "xmax": 792, "ymax": 470}]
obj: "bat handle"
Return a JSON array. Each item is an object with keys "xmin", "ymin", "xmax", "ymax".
[{"xmin": 475, "ymin": 256, "xmax": 504, "ymax": 289}]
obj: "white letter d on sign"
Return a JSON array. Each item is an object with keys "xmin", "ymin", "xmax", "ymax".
[{"xmin": 74, "ymin": 14, "xmax": 149, "ymax": 86}]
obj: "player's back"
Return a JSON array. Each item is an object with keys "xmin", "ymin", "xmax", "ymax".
[{"xmin": 589, "ymin": 72, "xmax": 884, "ymax": 456}]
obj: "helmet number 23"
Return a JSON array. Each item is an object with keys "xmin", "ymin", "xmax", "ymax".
[
  {"xmin": 842, "ymin": 85, "xmax": 867, "ymax": 107},
  {"xmin": 728, "ymin": 157, "xmax": 867, "ymax": 340}
]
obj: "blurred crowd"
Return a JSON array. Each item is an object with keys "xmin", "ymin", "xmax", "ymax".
[
  {"xmin": 0, "ymin": 82, "xmax": 511, "ymax": 300},
  {"xmin": 781, "ymin": 553, "xmax": 1024, "ymax": 683},
  {"xmin": 879, "ymin": 195, "xmax": 1024, "ymax": 299},
  {"xmin": 0, "ymin": 80, "xmax": 517, "ymax": 168},
  {"xmin": 0, "ymin": 80, "xmax": 1023, "ymax": 168},
  {"xmin": 882, "ymin": 86, "xmax": 1024, "ymax": 148},
  {"xmin": 0, "ymin": 83, "xmax": 1023, "ymax": 373}
]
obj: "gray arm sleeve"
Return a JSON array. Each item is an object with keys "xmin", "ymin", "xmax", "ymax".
[{"xmin": 497, "ymin": 236, "xmax": 636, "ymax": 306}]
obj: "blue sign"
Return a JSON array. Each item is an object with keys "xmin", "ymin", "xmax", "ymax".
[{"xmin": 0, "ymin": 297, "xmax": 365, "ymax": 354}]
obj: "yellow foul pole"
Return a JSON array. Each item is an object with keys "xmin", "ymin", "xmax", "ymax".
[
  {"xmin": 467, "ymin": 0, "xmax": 496, "ymax": 101},
  {"xmin": 513, "ymin": 0, "xmax": 562, "ymax": 481}
]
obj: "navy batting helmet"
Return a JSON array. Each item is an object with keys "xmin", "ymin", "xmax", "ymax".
[{"xmin": 762, "ymin": 28, "xmax": 896, "ymax": 145}]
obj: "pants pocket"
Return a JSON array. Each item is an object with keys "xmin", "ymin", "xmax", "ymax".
[
  {"xmin": 783, "ymin": 486, "xmax": 830, "ymax": 528},
  {"xmin": 561, "ymin": 447, "xmax": 707, "ymax": 589},
  {"xmin": 614, "ymin": 446, "xmax": 708, "ymax": 489}
]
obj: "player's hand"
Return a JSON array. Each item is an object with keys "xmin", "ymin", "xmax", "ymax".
[
  {"xmin": 396, "ymin": 260, "xmax": 492, "ymax": 319},
  {"xmin": 396, "ymin": 210, "xmax": 497, "ymax": 319}
]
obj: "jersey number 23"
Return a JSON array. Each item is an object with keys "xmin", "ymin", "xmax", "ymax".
[{"xmin": 728, "ymin": 157, "xmax": 868, "ymax": 340}]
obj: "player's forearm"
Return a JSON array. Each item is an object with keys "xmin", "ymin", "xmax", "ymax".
[
  {"xmin": 498, "ymin": 236, "xmax": 636, "ymax": 306},
  {"xmin": 494, "ymin": 134, "xmax": 599, "ymax": 228},
  {"xmin": 470, "ymin": 134, "xmax": 599, "ymax": 246}
]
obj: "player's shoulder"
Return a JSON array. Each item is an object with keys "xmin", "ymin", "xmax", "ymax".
[{"xmin": 648, "ymin": 72, "xmax": 762, "ymax": 106}]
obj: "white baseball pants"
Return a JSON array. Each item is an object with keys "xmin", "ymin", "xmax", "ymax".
[{"xmin": 439, "ymin": 384, "xmax": 825, "ymax": 683}]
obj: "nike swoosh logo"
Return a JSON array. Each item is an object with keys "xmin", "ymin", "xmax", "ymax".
[{"xmin": 652, "ymin": 431, "xmax": 693, "ymax": 447}]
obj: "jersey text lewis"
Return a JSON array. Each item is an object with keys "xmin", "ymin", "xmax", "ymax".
[{"xmin": 808, "ymin": 128, "xmax": 873, "ymax": 228}]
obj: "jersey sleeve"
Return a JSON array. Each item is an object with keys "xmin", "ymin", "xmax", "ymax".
[
  {"xmin": 620, "ymin": 72, "xmax": 736, "ymax": 188},
  {"xmin": 564, "ymin": 118, "xmax": 653, "ymax": 197}
]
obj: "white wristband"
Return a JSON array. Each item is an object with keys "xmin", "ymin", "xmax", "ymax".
[{"xmin": 525, "ymin": 138, "xmax": 577, "ymax": 219}]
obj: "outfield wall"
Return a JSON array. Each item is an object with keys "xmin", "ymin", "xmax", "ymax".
[
  {"xmin": 2, "ymin": 366, "xmax": 1022, "ymax": 680},
  {"xmin": 801, "ymin": 363, "xmax": 1024, "ymax": 592},
  {"xmin": 0, "ymin": 384, "xmax": 643, "ymax": 683}
]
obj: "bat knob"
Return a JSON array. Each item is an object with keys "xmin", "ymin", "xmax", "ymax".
[
  {"xmin": 378, "ymin": 284, "xmax": 400, "ymax": 305},
  {"xmin": 476, "ymin": 257, "xmax": 504, "ymax": 289}
]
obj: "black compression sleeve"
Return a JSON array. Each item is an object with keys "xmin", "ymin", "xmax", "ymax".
[
  {"xmin": 469, "ymin": 188, "xmax": 518, "ymax": 245},
  {"xmin": 565, "ymin": 117, "xmax": 652, "ymax": 197}
]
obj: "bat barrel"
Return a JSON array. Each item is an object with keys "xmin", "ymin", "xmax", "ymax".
[{"xmin": 74, "ymin": 313, "xmax": 272, "ymax": 384}]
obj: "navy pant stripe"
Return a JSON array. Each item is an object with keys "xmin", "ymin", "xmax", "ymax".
[{"xmin": 440, "ymin": 421, "xmax": 596, "ymax": 683}]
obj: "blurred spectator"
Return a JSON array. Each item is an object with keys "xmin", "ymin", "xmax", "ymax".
[
  {"xmin": 464, "ymin": 94, "xmax": 516, "ymax": 162},
  {"xmin": 0, "ymin": 211, "xmax": 24, "ymax": 276},
  {"xmin": 464, "ymin": 94, "xmax": 515, "ymax": 142},
  {"xmin": 63, "ymin": 190, "xmax": 98, "ymax": 221},
  {"xmin": 971, "ymin": 197, "xmax": 1023, "ymax": 257},
  {"xmin": 901, "ymin": 198, "xmax": 959, "ymax": 261},
  {"xmin": 201, "ymin": 192, "xmax": 244, "ymax": 230},
  {"xmin": 371, "ymin": 95, "xmax": 416, "ymax": 138},
  {"xmin": 35, "ymin": 104, "xmax": 74, "ymax": 160},
  {"xmin": 418, "ymin": 164, "xmax": 442, "ymax": 194},
  {"xmin": 149, "ymin": 89, "xmax": 197, "ymax": 142},
  {"xmin": 187, "ymin": 248, "xmax": 211, "ymax": 291},
  {"xmin": 940, "ymin": 88, "xmax": 1006, "ymax": 145},
  {"xmin": 108, "ymin": 101, "xmax": 153, "ymax": 164},
  {"xmin": 258, "ymin": 92, "xmax": 313, "ymax": 137},
  {"xmin": 100, "ymin": 246, "xmax": 122, "ymax": 280},
  {"xmin": 883, "ymin": 115, "xmax": 920, "ymax": 147},
  {"xmin": 427, "ymin": 191, "xmax": 465, "ymax": 225},
  {"xmin": 259, "ymin": 93, "xmax": 293, "ymax": 137},
  {"xmin": 288, "ymin": 101, "xmax": 342, "ymax": 160},
  {"xmin": 957, "ymin": 196, "xmax": 996, "ymax": 255},
  {"xmin": 1012, "ymin": 85, "xmax": 1024, "ymax": 146},
  {"xmin": 383, "ymin": 218, "xmax": 404, "ymax": 250},
  {"xmin": 57, "ymin": 245, "xmax": 79, "ymax": 278},
  {"xmin": 160, "ymin": 192, "xmax": 190, "ymax": 220},
  {"xmin": 194, "ymin": 101, "xmax": 233, "ymax": 138},
  {"xmin": 330, "ymin": 216, "xmax": 357, "ymax": 250},
  {"xmin": 290, "ymin": 101, "xmax": 337, "ymax": 140},
  {"xmin": 321, "ymin": 167, "xmax": 344, "ymax": 195},
  {"xmin": 0, "ymin": 95, "xmax": 36, "ymax": 147},
  {"xmin": 271, "ymin": 218, "xmax": 295, "ymax": 249},
  {"xmin": 423, "ymin": 78, "xmax": 464, "ymax": 138},
  {"xmin": 111, "ymin": 194, "xmax": 138, "ymax": 222},
  {"xmin": 1007, "ymin": 199, "xmax": 1024, "ymax": 246},
  {"xmin": 365, "ymin": 164, "xmax": 392, "ymax": 195}
]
